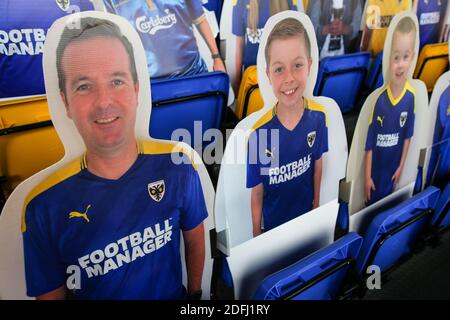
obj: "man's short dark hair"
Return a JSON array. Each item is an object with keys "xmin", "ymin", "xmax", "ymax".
[{"xmin": 56, "ymin": 17, "xmax": 138, "ymax": 95}]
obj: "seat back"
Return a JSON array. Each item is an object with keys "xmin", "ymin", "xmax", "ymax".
[
  {"xmin": 356, "ymin": 187, "xmax": 441, "ymax": 273},
  {"xmin": 314, "ymin": 52, "xmax": 370, "ymax": 113},
  {"xmin": 432, "ymin": 182, "xmax": 450, "ymax": 230},
  {"xmin": 149, "ymin": 71, "xmax": 229, "ymax": 147},
  {"xmin": 253, "ymin": 233, "xmax": 363, "ymax": 300},
  {"xmin": 234, "ymin": 66, "xmax": 264, "ymax": 120},
  {"xmin": 0, "ymin": 97, "xmax": 64, "ymax": 196},
  {"xmin": 414, "ymin": 42, "xmax": 449, "ymax": 92},
  {"xmin": 365, "ymin": 51, "xmax": 384, "ymax": 90}
]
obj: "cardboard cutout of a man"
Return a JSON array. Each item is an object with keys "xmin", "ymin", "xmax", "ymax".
[{"xmin": 21, "ymin": 15, "xmax": 208, "ymax": 300}]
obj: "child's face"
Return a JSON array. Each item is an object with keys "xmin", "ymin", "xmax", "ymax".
[
  {"xmin": 266, "ymin": 35, "xmax": 311, "ymax": 109},
  {"xmin": 389, "ymin": 31, "xmax": 415, "ymax": 88}
]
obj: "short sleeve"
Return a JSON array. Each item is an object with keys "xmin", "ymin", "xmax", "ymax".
[
  {"xmin": 180, "ymin": 166, "xmax": 208, "ymax": 231},
  {"xmin": 246, "ymin": 131, "xmax": 262, "ymax": 188},
  {"xmin": 232, "ymin": 0, "xmax": 246, "ymax": 37},
  {"xmin": 405, "ymin": 94, "xmax": 415, "ymax": 139},
  {"xmin": 314, "ymin": 112, "xmax": 329, "ymax": 160},
  {"xmin": 187, "ymin": 0, "xmax": 206, "ymax": 22},
  {"xmin": 22, "ymin": 201, "xmax": 66, "ymax": 297},
  {"xmin": 365, "ymin": 103, "xmax": 378, "ymax": 151}
]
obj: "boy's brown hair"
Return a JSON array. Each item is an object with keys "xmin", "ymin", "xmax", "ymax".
[
  {"xmin": 265, "ymin": 17, "xmax": 311, "ymax": 65},
  {"xmin": 391, "ymin": 16, "xmax": 417, "ymax": 49}
]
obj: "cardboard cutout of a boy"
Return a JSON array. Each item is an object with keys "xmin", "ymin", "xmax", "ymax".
[
  {"xmin": 214, "ymin": 11, "xmax": 347, "ymax": 299},
  {"xmin": 346, "ymin": 12, "xmax": 430, "ymax": 228}
]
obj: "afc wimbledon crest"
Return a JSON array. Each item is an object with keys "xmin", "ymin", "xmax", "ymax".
[
  {"xmin": 307, "ymin": 131, "xmax": 316, "ymax": 148},
  {"xmin": 148, "ymin": 180, "xmax": 165, "ymax": 202},
  {"xmin": 56, "ymin": 0, "xmax": 70, "ymax": 11},
  {"xmin": 400, "ymin": 112, "xmax": 408, "ymax": 128}
]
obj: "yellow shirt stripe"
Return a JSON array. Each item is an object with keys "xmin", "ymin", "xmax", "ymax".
[
  {"xmin": 306, "ymin": 99, "xmax": 329, "ymax": 127},
  {"xmin": 138, "ymin": 140, "xmax": 198, "ymax": 171},
  {"xmin": 22, "ymin": 158, "xmax": 83, "ymax": 233},
  {"xmin": 250, "ymin": 106, "xmax": 276, "ymax": 133}
]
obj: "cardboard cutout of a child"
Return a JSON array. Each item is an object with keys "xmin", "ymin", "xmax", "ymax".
[
  {"xmin": 346, "ymin": 12, "xmax": 429, "ymax": 228},
  {"xmin": 214, "ymin": 11, "xmax": 347, "ymax": 299}
]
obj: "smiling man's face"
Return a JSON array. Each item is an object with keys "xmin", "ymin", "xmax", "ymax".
[{"xmin": 61, "ymin": 36, "xmax": 139, "ymax": 155}]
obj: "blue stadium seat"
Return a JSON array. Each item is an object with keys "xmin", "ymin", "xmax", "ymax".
[
  {"xmin": 427, "ymin": 137, "xmax": 450, "ymax": 188},
  {"xmin": 431, "ymin": 182, "xmax": 450, "ymax": 232},
  {"xmin": 314, "ymin": 52, "xmax": 370, "ymax": 113},
  {"xmin": 365, "ymin": 51, "xmax": 384, "ymax": 91},
  {"xmin": 413, "ymin": 165, "xmax": 424, "ymax": 195},
  {"xmin": 335, "ymin": 200, "xmax": 350, "ymax": 239},
  {"xmin": 149, "ymin": 71, "xmax": 229, "ymax": 147},
  {"xmin": 356, "ymin": 187, "xmax": 441, "ymax": 274},
  {"xmin": 253, "ymin": 233, "xmax": 363, "ymax": 300},
  {"xmin": 219, "ymin": 254, "xmax": 234, "ymax": 288}
]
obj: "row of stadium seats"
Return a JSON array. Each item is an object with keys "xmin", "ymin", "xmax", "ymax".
[
  {"xmin": 1, "ymin": 53, "xmax": 448, "ymax": 206},
  {"xmin": 215, "ymin": 183, "xmax": 450, "ymax": 299},
  {"xmin": 235, "ymin": 41, "xmax": 449, "ymax": 119}
]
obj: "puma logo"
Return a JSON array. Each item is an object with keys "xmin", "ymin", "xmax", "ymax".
[
  {"xmin": 69, "ymin": 205, "xmax": 91, "ymax": 223},
  {"xmin": 377, "ymin": 116, "xmax": 384, "ymax": 127}
]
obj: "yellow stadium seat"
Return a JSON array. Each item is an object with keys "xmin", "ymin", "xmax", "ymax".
[
  {"xmin": 235, "ymin": 65, "xmax": 265, "ymax": 120},
  {"xmin": 0, "ymin": 97, "xmax": 64, "ymax": 197},
  {"xmin": 414, "ymin": 42, "xmax": 449, "ymax": 92}
]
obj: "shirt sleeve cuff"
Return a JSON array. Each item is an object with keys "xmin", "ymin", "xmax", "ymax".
[{"xmin": 193, "ymin": 13, "xmax": 207, "ymax": 25}]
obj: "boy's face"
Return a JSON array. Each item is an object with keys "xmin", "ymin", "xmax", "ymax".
[
  {"xmin": 266, "ymin": 35, "xmax": 311, "ymax": 109},
  {"xmin": 389, "ymin": 31, "xmax": 415, "ymax": 88}
]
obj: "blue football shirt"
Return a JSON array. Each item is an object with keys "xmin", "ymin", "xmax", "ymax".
[
  {"xmin": 103, "ymin": 0, "xmax": 208, "ymax": 80},
  {"xmin": 365, "ymin": 82, "xmax": 416, "ymax": 205},
  {"xmin": 247, "ymin": 100, "xmax": 329, "ymax": 232},
  {"xmin": 427, "ymin": 84, "xmax": 450, "ymax": 186},
  {"xmin": 416, "ymin": 0, "xmax": 447, "ymax": 50},
  {"xmin": 0, "ymin": 0, "xmax": 94, "ymax": 98},
  {"xmin": 232, "ymin": 0, "xmax": 298, "ymax": 70},
  {"xmin": 22, "ymin": 140, "xmax": 208, "ymax": 299}
]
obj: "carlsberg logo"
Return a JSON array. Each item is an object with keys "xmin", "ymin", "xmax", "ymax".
[{"xmin": 136, "ymin": 9, "xmax": 177, "ymax": 35}]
